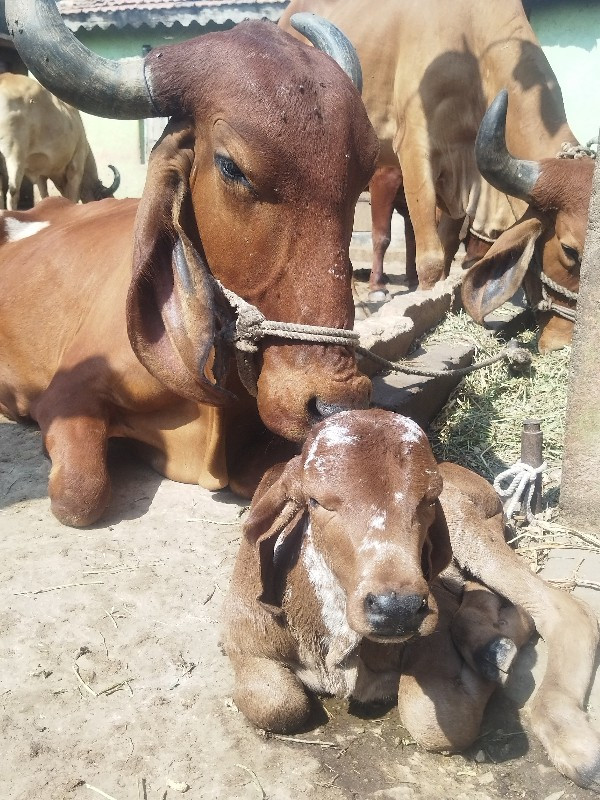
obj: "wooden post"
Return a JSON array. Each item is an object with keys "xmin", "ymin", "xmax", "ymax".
[
  {"xmin": 521, "ymin": 418, "xmax": 543, "ymax": 516},
  {"xmin": 559, "ymin": 150, "xmax": 600, "ymax": 532}
]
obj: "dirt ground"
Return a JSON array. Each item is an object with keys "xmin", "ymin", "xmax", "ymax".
[{"xmin": 1, "ymin": 414, "xmax": 597, "ymax": 800}]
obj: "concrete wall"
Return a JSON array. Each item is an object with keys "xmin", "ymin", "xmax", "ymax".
[{"xmin": 529, "ymin": 1, "xmax": 600, "ymax": 145}]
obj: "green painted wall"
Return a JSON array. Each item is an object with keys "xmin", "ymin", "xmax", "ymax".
[
  {"xmin": 530, "ymin": 1, "xmax": 600, "ymax": 145},
  {"xmin": 75, "ymin": 22, "xmax": 232, "ymax": 198}
]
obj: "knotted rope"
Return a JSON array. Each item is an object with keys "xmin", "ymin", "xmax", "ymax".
[
  {"xmin": 557, "ymin": 140, "xmax": 597, "ymax": 160},
  {"xmin": 493, "ymin": 461, "xmax": 547, "ymax": 522},
  {"xmin": 535, "ymin": 266, "xmax": 578, "ymax": 323},
  {"xmin": 214, "ymin": 281, "xmax": 532, "ymax": 396}
]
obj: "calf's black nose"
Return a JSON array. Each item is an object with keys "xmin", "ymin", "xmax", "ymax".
[{"xmin": 364, "ymin": 591, "xmax": 428, "ymax": 636}]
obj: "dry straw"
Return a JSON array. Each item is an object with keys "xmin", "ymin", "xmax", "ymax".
[{"xmin": 422, "ymin": 311, "xmax": 569, "ymax": 485}]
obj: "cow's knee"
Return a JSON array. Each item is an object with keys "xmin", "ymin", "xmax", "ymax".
[
  {"xmin": 416, "ymin": 250, "xmax": 445, "ymax": 289},
  {"xmin": 399, "ymin": 664, "xmax": 490, "ymax": 752},
  {"xmin": 37, "ymin": 407, "xmax": 111, "ymax": 527},
  {"xmin": 232, "ymin": 657, "xmax": 311, "ymax": 733}
]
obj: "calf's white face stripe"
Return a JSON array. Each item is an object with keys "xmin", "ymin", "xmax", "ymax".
[
  {"xmin": 4, "ymin": 218, "xmax": 50, "ymax": 242},
  {"xmin": 302, "ymin": 522, "xmax": 350, "ymax": 641}
]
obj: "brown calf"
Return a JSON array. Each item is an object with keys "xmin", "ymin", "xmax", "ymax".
[{"xmin": 224, "ymin": 409, "xmax": 600, "ymax": 791}]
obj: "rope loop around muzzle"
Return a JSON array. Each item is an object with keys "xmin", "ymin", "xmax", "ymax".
[
  {"xmin": 536, "ymin": 270, "xmax": 578, "ymax": 323},
  {"xmin": 214, "ymin": 281, "xmax": 360, "ymax": 397},
  {"xmin": 212, "ymin": 281, "xmax": 533, "ymax": 397}
]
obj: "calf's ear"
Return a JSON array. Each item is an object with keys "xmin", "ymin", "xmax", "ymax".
[
  {"xmin": 461, "ymin": 216, "xmax": 544, "ymax": 323},
  {"xmin": 243, "ymin": 457, "xmax": 305, "ymax": 615},
  {"xmin": 421, "ymin": 500, "xmax": 452, "ymax": 581},
  {"xmin": 127, "ymin": 120, "xmax": 232, "ymax": 405}
]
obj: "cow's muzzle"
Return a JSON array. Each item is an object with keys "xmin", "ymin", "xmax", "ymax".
[{"xmin": 364, "ymin": 591, "xmax": 430, "ymax": 638}]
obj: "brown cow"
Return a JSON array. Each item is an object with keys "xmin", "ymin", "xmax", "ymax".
[
  {"xmin": 0, "ymin": 3, "xmax": 378, "ymax": 526},
  {"xmin": 280, "ymin": 0, "xmax": 591, "ymax": 350},
  {"xmin": 0, "ymin": 73, "xmax": 119, "ymax": 209},
  {"xmin": 367, "ymin": 165, "xmax": 417, "ymax": 298},
  {"xmin": 224, "ymin": 409, "xmax": 600, "ymax": 792},
  {"xmin": 461, "ymin": 91, "xmax": 592, "ymax": 353}
]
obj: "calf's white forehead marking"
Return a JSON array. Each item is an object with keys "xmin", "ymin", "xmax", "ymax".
[
  {"xmin": 4, "ymin": 218, "xmax": 50, "ymax": 242},
  {"xmin": 393, "ymin": 415, "xmax": 426, "ymax": 444},
  {"xmin": 369, "ymin": 510, "xmax": 386, "ymax": 530},
  {"xmin": 305, "ymin": 421, "xmax": 358, "ymax": 472},
  {"xmin": 358, "ymin": 539, "xmax": 401, "ymax": 561}
]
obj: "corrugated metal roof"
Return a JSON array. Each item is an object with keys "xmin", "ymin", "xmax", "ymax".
[{"xmin": 56, "ymin": 0, "xmax": 287, "ymax": 30}]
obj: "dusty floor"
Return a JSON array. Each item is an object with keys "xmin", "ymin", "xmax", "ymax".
[
  {"xmin": 1, "ymin": 415, "xmax": 597, "ymax": 800},
  {"xmin": 2, "ymin": 212, "xmax": 598, "ymax": 799}
]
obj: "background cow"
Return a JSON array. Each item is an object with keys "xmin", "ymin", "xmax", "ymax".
[
  {"xmin": 0, "ymin": 73, "xmax": 119, "ymax": 209},
  {"xmin": 0, "ymin": 3, "xmax": 377, "ymax": 526},
  {"xmin": 280, "ymin": 0, "xmax": 592, "ymax": 350}
]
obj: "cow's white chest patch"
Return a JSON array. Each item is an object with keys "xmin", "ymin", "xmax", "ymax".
[
  {"xmin": 4, "ymin": 218, "xmax": 50, "ymax": 242},
  {"xmin": 295, "ymin": 523, "xmax": 361, "ymax": 697}
]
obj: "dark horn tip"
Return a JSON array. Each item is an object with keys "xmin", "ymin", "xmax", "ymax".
[
  {"xmin": 289, "ymin": 12, "xmax": 363, "ymax": 94},
  {"xmin": 475, "ymin": 88, "xmax": 539, "ymax": 201}
]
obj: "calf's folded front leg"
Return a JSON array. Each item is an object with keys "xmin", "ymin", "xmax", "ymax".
[
  {"xmin": 450, "ymin": 580, "xmax": 534, "ymax": 685},
  {"xmin": 441, "ymin": 465, "xmax": 600, "ymax": 792},
  {"xmin": 399, "ymin": 584, "xmax": 495, "ymax": 752},
  {"xmin": 229, "ymin": 655, "xmax": 311, "ymax": 734}
]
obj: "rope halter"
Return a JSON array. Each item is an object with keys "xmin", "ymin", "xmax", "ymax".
[
  {"xmin": 536, "ymin": 270, "xmax": 578, "ymax": 323},
  {"xmin": 214, "ymin": 281, "xmax": 359, "ymax": 396}
]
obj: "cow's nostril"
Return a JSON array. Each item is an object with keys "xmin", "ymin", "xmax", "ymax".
[
  {"xmin": 309, "ymin": 397, "xmax": 352, "ymax": 422},
  {"xmin": 364, "ymin": 592, "xmax": 429, "ymax": 636}
]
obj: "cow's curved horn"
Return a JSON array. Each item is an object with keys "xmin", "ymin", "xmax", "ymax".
[
  {"xmin": 5, "ymin": 0, "xmax": 160, "ymax": 119},
  {"xmin": 290, "ymin": 12, "xmax": 363, "ymax": 94},
  {"xmin": 476, "ymin": 90, "xmax": 540, "ymax": 201},
  {"xmin": 103, "ymin": 165, "xmax": 121, "ymax": 197}
]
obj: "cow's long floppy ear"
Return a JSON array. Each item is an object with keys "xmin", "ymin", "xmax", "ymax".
[
  {"xmin": 127, "ymin": 120, "xmax": 232, "ymax": 405},
  {"xmin": 421, "ymin": 500, "xmax": 452, "ymax": 581},
  {"xmin": 243, "ymin": 456, "xmax": 305, "ymax": 616},
  {"xmin": 462, "ymin": 216, "xmax": 544, "ymax": 324}
]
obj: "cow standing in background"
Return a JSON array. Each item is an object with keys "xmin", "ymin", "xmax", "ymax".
[
  {"xmin": 280, "ymin": 0, "xmax": 593, "ymax": 350},
  {"xmin": 0, "ymin": 73, "xmax": 119, "ymax": 209}
]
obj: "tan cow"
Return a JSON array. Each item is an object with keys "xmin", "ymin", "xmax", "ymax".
[
  {"xmin": 224, "ymin": 409, "xmax": 600, "ymax": 792},
  {"xmin": 281, "ymin": 1, "xmax": 593, "ymax": 351},
  {"xmin": 0, "ymin": 3, "xmax": 377, "ymax": 526},
  {"xmin": 0, "ymin": 73, "xmax": 119, "ymax": 209}
]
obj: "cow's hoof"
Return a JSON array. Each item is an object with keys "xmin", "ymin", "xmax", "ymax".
[
  {"xmin": 368, "ymin": 289, "xmax": 389, "ymax": 302},
  {"xmin": 474, "ymin": 636, "xmax": 517, "ymax": 684}
]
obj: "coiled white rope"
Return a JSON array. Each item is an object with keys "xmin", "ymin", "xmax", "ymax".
[{"xmin": 493, "ymin": 461, "xmax": 547, "ymax": 522}]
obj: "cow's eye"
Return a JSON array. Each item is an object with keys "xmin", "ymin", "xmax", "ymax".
[
  {"xmin": 215, "ymin": 154, "xmax": 251, "ymax": 188},
  {"xmin": 561, "ymin": 243, "xmax": 580, "ymax": 263}
]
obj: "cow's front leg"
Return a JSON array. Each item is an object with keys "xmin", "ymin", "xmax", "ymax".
[
  {"xmin": 33, "ymin": 391, "xmax": 111, "ymax": 527},
  {"xmin": 368, "ymin": 166, "xmax": 403, "ymax": 300},
  {"xmin": 398, "ymin": 584, "xmax": 495, "ymax": 752},
  {"xmin": 396, "ymin": 140, "xmax": 444, "ymax": 290},
  {"xmin": 230, "ymin": 655, "xmax": 311, "ymax": 733}
]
